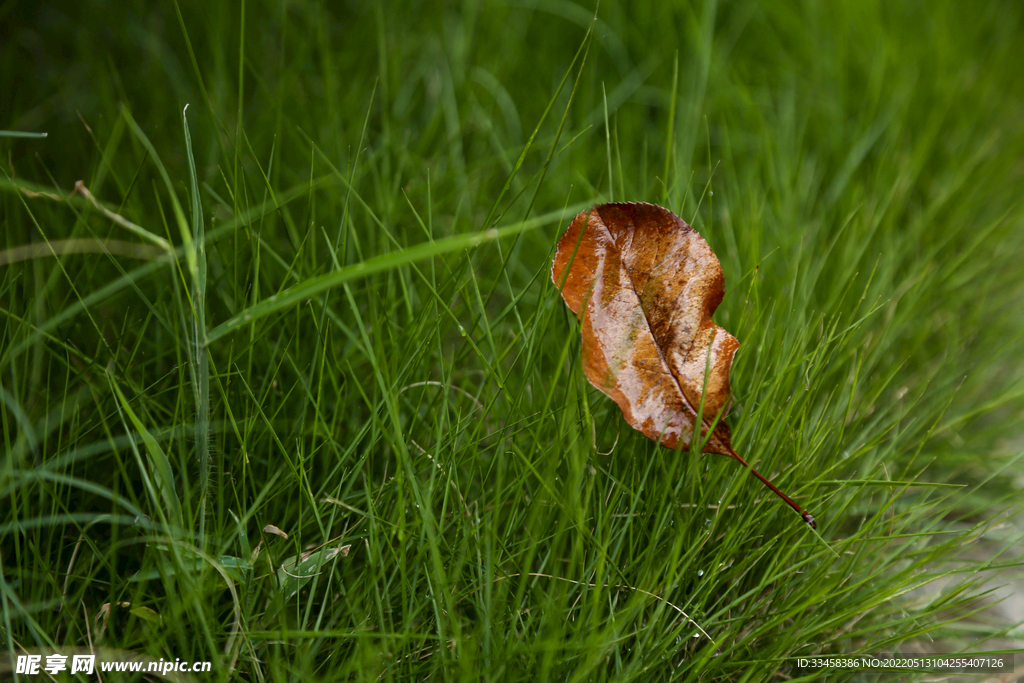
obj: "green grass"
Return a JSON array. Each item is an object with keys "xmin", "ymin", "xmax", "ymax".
[{"xmin": 3, "ymin": 1, "xmax": 1024, "ymax": 680}]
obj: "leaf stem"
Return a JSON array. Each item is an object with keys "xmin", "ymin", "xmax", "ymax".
[{"xmin": 727, "ymin": 447, "xmax": 817, "ymax": 528}]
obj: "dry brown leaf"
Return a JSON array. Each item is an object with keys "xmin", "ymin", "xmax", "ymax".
[
  {"xmin": 263, "ymin": 524, "xmax": 289, "ymax": 539},
  {"xmin": 552, "ymin": 202, "xmax": 815, "ymax": 528}
]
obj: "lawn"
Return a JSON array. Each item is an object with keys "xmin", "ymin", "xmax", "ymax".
[{"xmin": 2, "ymin": 1, "xmax": 1024, "ymax": 681}]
